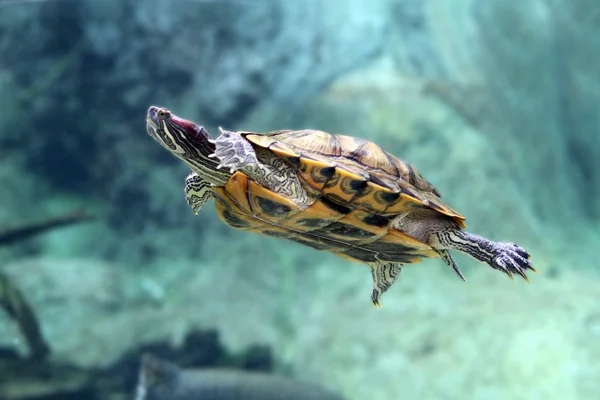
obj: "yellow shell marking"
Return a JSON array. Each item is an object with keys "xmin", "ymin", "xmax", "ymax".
[{"xmin": 213, "ymin": 171, "xmax": 441, "ymax": 265}]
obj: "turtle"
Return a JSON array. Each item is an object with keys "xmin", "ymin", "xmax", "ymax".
[{"xmin": 145, "ymin": 106, "xmax": 534, "ymax": 306}]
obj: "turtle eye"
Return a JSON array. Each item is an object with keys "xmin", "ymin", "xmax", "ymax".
[{"xmin": 157, "ymin": 108, "xmax": 171, "ymax": 120}]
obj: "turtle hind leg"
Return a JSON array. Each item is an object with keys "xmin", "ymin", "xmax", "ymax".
[
  {"xmin": 391, "ymin": 211, "xmax": 533, "ymax": 280},
  {"xmin": 433, "ymin": 228, "xmax": 534, "ymax": 280},
  {"xmin": 370, "ymin": 262, "xmax": 402, "ymax": 307},
  {"xmin": 185, "ymin": 172, "xmax": 214, "ymax": 214}
]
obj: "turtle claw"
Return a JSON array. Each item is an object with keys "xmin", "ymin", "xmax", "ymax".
[
  {"xmin": 490, "ymin": 242, "xmax": 533, "ymax": 281},
  {"xmin": 516, "ymin": 268, "xmax": 530, "ymax": 282},
  {"xmin": 372, "ymin": 297, "xmax": 382, "ymax": 309}
]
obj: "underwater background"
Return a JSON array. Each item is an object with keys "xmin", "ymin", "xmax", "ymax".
[{"xmin": 1, "ymin": 0, "xmax": 599, "ymax": 399}]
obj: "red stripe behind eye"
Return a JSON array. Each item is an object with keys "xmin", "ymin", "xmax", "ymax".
[{"xmin": 170, "ymin": 115, "xmax": 197, "ymax": 135}]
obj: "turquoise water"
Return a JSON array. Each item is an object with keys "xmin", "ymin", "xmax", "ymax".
[{"xmin": 0, "ymin": 1, "xmax": 599, "ymax": 399}]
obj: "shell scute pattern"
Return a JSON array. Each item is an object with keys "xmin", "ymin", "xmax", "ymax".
[
  {"xmin": 214, "ymin": 197, "xmax": 255, "ymax": 229},
  {"xmin": 278, "ymin": 198, "xmax": 346, "ymax": 231},
  {"xmin": 243, "ymin": 130, "xmax": 465, "ymax": 225},
  {"xmin": 247, "ymin": 181, "xmax": 297, "ymax": 223},
  {"xmin": 209, "ymin": 129, "xmax": 468, "ymax": 265},
  {"xmin": 212, "ymin": 169, "xmax": 441, "ymax": 264}
]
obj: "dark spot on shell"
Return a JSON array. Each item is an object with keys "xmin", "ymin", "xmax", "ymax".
[
  {"xmin": 295, "ymin": 218, "xmax": 332, "ymax": 229},
  {"xmin": 339, "ymin": 238, "xmax": 425, "ymax": 264},
  {"xmin": 378, "ymin": 191, "xmax": 401, "ymax": 204},
  {"xmin": 261, "ymin": 229, "xmax": 290, "ymax": 239},
  {"xmin": 324, "ymin": 193, "xmax": 352, "ymax": 206},
  {"xmin": 352, "ymin": 184, "xmax": 373, "ymax": 200},
  {"xmin": 256, "ymin": 197, "xmax": 292, "ymax": 217},
  {"xmin": 285, "ymin": 236, "xmax": 332, "ymax": 251},
  {"xmin": 322, "ymin": 173, "xmax": 341, "ymax": 189},
  {"xmin": 310, "ymin": 165, "xmax": 335, "ymax": 184},
  {"xmin": 340, "ymin": 177, "xmax": 366, "ymax": 195},
  {"xmin": 290, "ymin": 233, "xmax": 353, "ymax": 251},
  {"xmin": 340, "ymin": 247, "xmax": 378, "ymax": 263},
  {"xmin": 220, "ymin": 209, "xmax": 252, "ymax": 228},
  {"xmin": 320, "ymin": 166, "xmax": 336, "ymax": 180},
  {"xmin": 320, "ymin": 196, "xmax": 352, "ymax": 214},
  {"xmin": 362, "ymin": 240, "xmax": 422, "ymax": 263},
  {"xmin": 362, "ymin": 214, "xmax": 389, "ymax": 227},
  {"xmin": 349, "ymin": 179, "xmax": 368, "ymax": 191},
  {"xmin": 315, "ymin": 222, "xmax": 379, "ymax": 239}
]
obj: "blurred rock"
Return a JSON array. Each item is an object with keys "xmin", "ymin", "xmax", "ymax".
[
  {"xmin": 200, "ymin": 258, "xmax": 600, "ymax": 400},
  {"xmin": 0, "ymin": 257, "xmax": 125, "ymax": 363},
  {"xmin": 0, "ymin": 328, "xmax": 275, "ymax": 400}
]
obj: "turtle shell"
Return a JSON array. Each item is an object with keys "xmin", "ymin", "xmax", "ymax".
[
  {"xmin": 213, "ymin": 172, "xmax": 439, "ymax": 264},
  {"xmin": 211, "ymin": 129, "xmax": 465, "ymax": 265},
  {"xmin": 242, "ymin": 130, "xmax": 465, "ymax": 226}
]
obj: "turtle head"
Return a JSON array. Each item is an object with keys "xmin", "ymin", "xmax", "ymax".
[
  {"xmin": 146, "ymin": 106, "xmax": 230, "ymax": 186},
  {"xmin": 146, "ymin": 106, "xmax": 211, "ymax": 156}
]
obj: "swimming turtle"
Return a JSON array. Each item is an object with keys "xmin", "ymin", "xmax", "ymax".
[{"xmin": 145, "ymin": 106, "xmax": 534, "ymax": 306}]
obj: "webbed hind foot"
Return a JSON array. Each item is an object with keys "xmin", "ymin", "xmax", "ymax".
[
  {"xmin": 434, "ymin": 229, "xmax": 534, "ymax": 281},
  {"xmin": 488, "ymin": 242, "xmax": 535, "ymax": 280}
]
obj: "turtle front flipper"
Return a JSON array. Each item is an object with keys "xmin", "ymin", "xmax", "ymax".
[
  {"xmin": 208, "ymin": 129, "xmax": 259, "ymax": 173},
  {"xmin": 370, "ymin": 262, "xmax": 402, "ymax": 307},
  {"xmin": 185, "ymin": 172, "xmax": 214, "ymax": 214},
  {"xmin": 209, "ymin": 129, "xmax": 310, "ymax": 205},
  {"xmin": 433, "ymin": 230, "xmax": 534, "ymax": 280}
]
